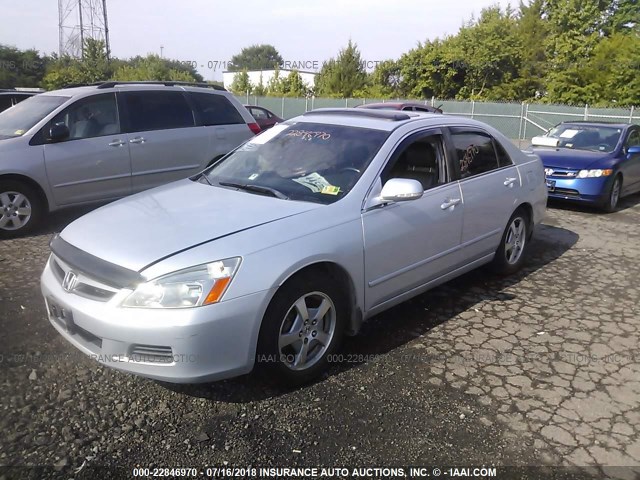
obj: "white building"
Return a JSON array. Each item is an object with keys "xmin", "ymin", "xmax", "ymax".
[{"xmin": 222, "ymin": 69, "xmax": 317, "ymax": 92}]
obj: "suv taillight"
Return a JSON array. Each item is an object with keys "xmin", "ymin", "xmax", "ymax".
[{"xmin": 247, "ymin": 122, "xmax": 261, "ymax": 135}]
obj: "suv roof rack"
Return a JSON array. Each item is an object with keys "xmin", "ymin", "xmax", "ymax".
[
  {"xmin": 61, "ymin": 81, "xmax": 226, "ymax": 91},
  {"xmin": 303, "ymin": 108, "xmax": 411, "ymax": 121},
  {"xmin": 95, "ymin": 81, "xmax": 226, "ymax": 91}
]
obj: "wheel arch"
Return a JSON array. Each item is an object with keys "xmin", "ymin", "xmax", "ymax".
[
  {"xmin": 0, "ymin": 173, "xmax": 50, "ymax": 212},
  {"xmin": 514, "ymin": 201, "xmax": 534, "ymax": 239},
  {"xmin": 272, "ymin": 261, "xmax": 362, "ymax": 337}
]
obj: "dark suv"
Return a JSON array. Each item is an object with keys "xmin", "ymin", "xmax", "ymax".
[{"xmin": 0, "ymin": 89, "xmax": 37, "ymax": 113}]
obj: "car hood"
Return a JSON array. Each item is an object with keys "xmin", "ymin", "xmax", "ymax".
[
  {"xmin": 60, "ymin": 179, "xmax": 321, "ymax": 272},
  {"xmin": 532, "ymin": 147, "xmax": 614, "ymax": 170}
]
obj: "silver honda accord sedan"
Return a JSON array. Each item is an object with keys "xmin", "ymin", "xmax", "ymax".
[{"xmin": 41, "ymin": 108, "xmax": 547, "ymax": 386}]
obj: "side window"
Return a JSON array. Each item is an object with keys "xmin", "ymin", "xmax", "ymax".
[
  {"xmin": 124, "ymin": 91, "xmax": 194, "ymax": 132},
  {"xmin": 250, "ymin": 108, "xmax": 267, "ymax": 120},
  {"xmin": 0, "ymin": 96, "xmax": 12, "ymax": 111},
  {"xmin": 189, "ymin": 92, "xmax": 244, "ymax": 126},
  {"xmin": 495, "ymin": 139, "xmax": 514, "ymax": 167},
  {"xmin": 50, "ymin": 93, "xmax": 119, "ymax": 140},
  {"xmin": 451, "ymin": 131, "xmax": 500, "ymax": 178},
  {"xmin": 382, "ymin": 134, "xmax": 447, "ymax": 191},
  {"xmin": 626, "ymin": 129, "xmax": 640, "ymax": 147}
]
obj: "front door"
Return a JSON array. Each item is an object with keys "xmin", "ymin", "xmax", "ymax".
[
  {"xmin": 362, "ymin": 129, "xmax": 464, "ymax": 311},
  {"xmin": 43, "ymin": 92, "xmax": 132, "ymax": 206}
]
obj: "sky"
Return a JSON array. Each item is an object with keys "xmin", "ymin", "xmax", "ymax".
[{"xmin": 0, "ymin": 0, "xmax": 515, "ymax": 81}]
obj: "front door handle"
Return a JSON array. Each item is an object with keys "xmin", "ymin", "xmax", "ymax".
[
  {"xmin": 108, "ymin": 139, "xmax": 126, "ymax": 147},
  {"xmin": 441, "ymin": 198, "xmax": 461, "ymax": 210},
  {"xmin": 504, "ymin": 177, "xmax": 518, "ymax": 187},
  {"xmin": 129, "ymin": 136, "xmax": 146, "ymax": 144}
]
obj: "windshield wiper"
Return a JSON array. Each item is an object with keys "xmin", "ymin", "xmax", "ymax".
[{"xmin": 218, "ymin": 181, "xmax": 289, "ymax": 200}]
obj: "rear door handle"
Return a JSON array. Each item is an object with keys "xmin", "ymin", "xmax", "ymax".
[
  {"xmin": 504, "ymin": 177, "xmax": 518, "ymax": 187},
  {"xmin": 441, "ymin": 198, "xmax": 461, "ymax": 210},
  {"xmin": 129, "ymin": 136, "xmax": 146, "ymax": 144},
  {"xmin": 108, "ymin": 139, "xmax": 126, "ymax": 147}
]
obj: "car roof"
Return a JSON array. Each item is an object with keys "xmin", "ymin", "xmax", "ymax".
[
  {"xmin": 561, "ymin": 121, "xmax": 631, "ymax": 129},
  {"xmin": 293, "ymin": 108, "xmax": 487, "ymax": 132},
  {"xmin": 42, "ymin": 82, "xmax": 230, "ymax": 99}
]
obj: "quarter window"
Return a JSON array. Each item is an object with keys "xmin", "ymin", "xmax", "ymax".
[
  {"xmin": 189, "ymin": 92, "xmax": 244, "ymax": 126},
  {"xmin": 50, "ymin": 93, "xmax": 119, "ymax": 140},
  {"xmin": 451, "ymin": 131, "xmax": 500, "ymax": 178},
  {"xmin": 124, "ymin": 91, "xmax": 194, "ymax": 132}
]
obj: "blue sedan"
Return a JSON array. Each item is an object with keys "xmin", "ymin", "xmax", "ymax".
[{"xmin": 531, "ymin": 122, "xmax": 640, "ymax": 211}]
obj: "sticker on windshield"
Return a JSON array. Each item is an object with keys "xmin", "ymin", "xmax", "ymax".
[
  {"xmin": 248, "ymin": 124, "xmax": 289, "ymax": 145},
  {"xmin": 321, "ymin": 185, "xmax": 340, "ymax": 195},
  {"xmin": 14, "ymin": 129, "xmax": 25, "ymax": 136},
  {"xmin": 285, "ymin": 130, "xmax": 331, "ymax": 141},
  {"xmin": 248, "ymin": 173, "xmax": 259, "ymax": 180},
  {"xmin": 292, "ymin": 172, "xmax": 332, "ymax": 192},
  {"xmin": 559, "ymin": 129, "xmax": 580, "ymax": 139}
]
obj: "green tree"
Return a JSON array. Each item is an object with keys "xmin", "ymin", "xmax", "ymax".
[
  {"xmin": 0, "ymin": 44, "xmax": 48, "ymax": 88},
  {"xmin": 42, "ymin": 39, "xmax": 111, "ymax": 89},
  {"xmin": 230, "ymin": 70, "xmax": 253, "ymax": 95},
  {"xmin": 282, "ymin": 70, "xmax": 308, "ymax": 97},
  {"xmin": 364, "ymin": 60, "xmax": 401, "ymax": 98},
  {"xmin": 266, "ymin": 67, "xmax": 285, "ymax": 95},
  {"xmin": 315, "ymin": 40, "xmax": 366, "ymax": 97},
  {"xmin": 229, "ymin": 44, "xmax": 283, "ymax": 71},
  {"xmin": 253, "ymin": 73, "xmax": 267, "ymax": 96},
  {"xmin": 112, "ymin": 55, "xmax": 197, "ymax": 82}
]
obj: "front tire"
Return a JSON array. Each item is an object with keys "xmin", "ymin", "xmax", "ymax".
[
  {"xmin": 491, "ymin": 209, "xmax": 530, "ymax": 275},
  {"xmin": 0, "ymin": 180, "xmax": 43, "ymax": 238},
  {"xmin": 601, "ymin": 175, "xmax": 622, "ymax": 213},
  {"xmin": 256, "ymin": 273, "xmax": 347, "ymax": 386}
]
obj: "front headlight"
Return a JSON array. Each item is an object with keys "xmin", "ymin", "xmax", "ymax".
[
  {"xmin": 577, "ymin": 169, "xmax": 613, "ymax": 178},
  {"xmin": 121, "ymin": 257, "xmax": 241, "ymax": 309}
]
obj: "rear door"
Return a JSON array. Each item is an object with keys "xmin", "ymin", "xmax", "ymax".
[
  {"xmin": 120, "ymin": 90, "xmax": 209, "ymax": 193},
  {"xmin": 622, "ymin": 127, "xmax": 640, "ymax": 193},
  {"xmin": 42, "ymin": 92, "xmax": 132, "ymax": 206},
  {"xmin": 447, "ymin": 128, "xmax": 521, "ymax": 261}
]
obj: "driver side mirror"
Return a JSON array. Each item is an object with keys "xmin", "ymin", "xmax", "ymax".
[
  {"xmin": 49, "ymin": 123, "xmax": 70, "ymax": 142},
  {"xmin": 380, "ymin": 178, "xmax": 423, "ymax": 203},
  {"xmin": 627, "ymin": 145, "xmax": 640, "ymax": 159}
]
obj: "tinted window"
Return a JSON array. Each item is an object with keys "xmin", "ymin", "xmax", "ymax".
[
  {"xmin": 250, "ymin": 107, "xmax": 268, "ymax": 120},
  {"xmin": 0, "ymin": 96, "xmax": 12, "ymax": 112},
  {"xmin": 383, "ymin": 134, "xmax": 447, "ymax": 191},
  {"xmin": 50, "ymin": 93, "xmax": 119, "ymax": 140},
  {"xmin": 626, "ymin": 129, "xmax": 640, "ymax": 147},
  {"xmin": 451, "ymin": 131, "xmax": 499, "ymax": 178},
  {"xmin": 204, "ymin": 122, "xmax": 388, "ymax": 204},
  {"xmin": 125, "ymin": 91, "xmax": 194, "ymax": 132},
  {"xmin": 495, "ymin": 140, "xmax": 513, "ymax": 167},
  {"xmin": 190, "ymin": 92, "xmax": 244, "ymax": 126}
]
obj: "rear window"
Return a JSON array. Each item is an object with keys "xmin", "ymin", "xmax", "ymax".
[
  {"xmin": 189, "ymin": 92, "xmax": 244, "ymax": 126},
  {"xmin": 124, "ymin": 91, "xmax": 195, "ymax": 132}
]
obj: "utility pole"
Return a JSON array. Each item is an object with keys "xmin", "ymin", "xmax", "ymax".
[{"xmin": 58, "ymin": 0, "xmax": 110, "ymax": 58}]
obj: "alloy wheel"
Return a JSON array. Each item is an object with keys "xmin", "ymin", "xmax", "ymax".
[
  {"xmin": 278, "ymin": 291, "xmax": 336, "ymax": 371},
  {"xmin": 0, "ymin": 191, "xmax": 32, "ymax": 231},
  {"xmin": 504, "ymin": 216, "xmax": 526, "ymax": 265}
]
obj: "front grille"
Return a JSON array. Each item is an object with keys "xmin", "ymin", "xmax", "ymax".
[
  {"xmin": 50, "ymin": 256, "xmax": 117, "ymax": 302},
  {"xmin": 546, "ymin": 167, "xmax": 578, "ymax": 178},
  {"xmin": 553, "ymin": 188, "xmax": 580, "ymax": 197},
  {"xmin": 129, "ymin": 345, "xmax": 174, "ymax": 364}
]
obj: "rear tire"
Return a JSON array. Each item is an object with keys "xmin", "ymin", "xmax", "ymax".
[
  {"xmin": 491, "ymin": 209, "xmax": 530, "ymax": 276},
  {"xmin": 601, "ymin": 175, "xmax": 622, "ymax": 213},
  {"xmin": 0, "ymin": 180, "xmax": 43, "ymax": 238},
  {"xmin": 256, "ymin": 273, "xmax": 347, "ymax": 387}
]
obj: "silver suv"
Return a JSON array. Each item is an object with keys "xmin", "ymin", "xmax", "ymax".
[{"xmin": 0, "ymin": 81, "xmax": 259, "ymax": 237}]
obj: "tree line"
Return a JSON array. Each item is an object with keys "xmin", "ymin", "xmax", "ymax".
[
  {"xmin": 229, "ymin": 0, "xmax": 639, "ymax": 106},
  {"xmin": 2, "ymin": 0, "xmax": 638, "ymax": 106}
]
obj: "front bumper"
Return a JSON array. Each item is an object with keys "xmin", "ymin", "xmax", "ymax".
[
  {"xmin": 41, "ymin": 260, "xmax": 273, "ymax": 383},
  {"xmin": 545, "ymin": 175, "xmax": 611, "ymax": 204}
]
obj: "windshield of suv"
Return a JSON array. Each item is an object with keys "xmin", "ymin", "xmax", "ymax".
[
  {"xmin": 0, "ymin": 95, "xmax": 68, "ymax": 138},
  {"xmin": 204, "ymin": 122, "xmax": 388, "ymax": 204},
  {"xmin": 546, "ymin": 124, "xmax": 623, "ymax": 153}
]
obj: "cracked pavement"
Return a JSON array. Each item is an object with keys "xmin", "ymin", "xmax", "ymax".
[{"xmin": 1, "ymin": 196, "xmax": 639, "ymax": 479}]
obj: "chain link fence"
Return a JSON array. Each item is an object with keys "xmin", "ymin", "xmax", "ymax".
[{"xmin": 238, "ymin": 94, "xmax": 640, "ymax": 147}]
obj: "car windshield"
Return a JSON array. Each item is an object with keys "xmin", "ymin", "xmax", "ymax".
[
  {"xmin": 204, "ymin": 122, "xmax": 388, "ymax": 204},
  {"xmin": 0, "ymin": 95, "xmax": 68, "ymax": 138},
  {"xmin": 546, "ymin": 124, "xmax": 622, "ymax": 153}
]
